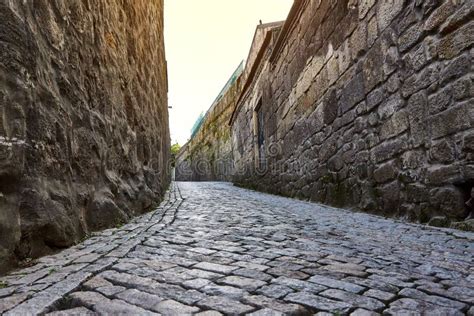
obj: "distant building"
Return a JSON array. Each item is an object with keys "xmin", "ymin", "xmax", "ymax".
[{"xmin": 176, "ymin": 62, "xmax": 244, "ymax": 181}]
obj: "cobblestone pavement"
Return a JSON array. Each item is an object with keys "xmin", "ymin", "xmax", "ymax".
[{"xmin": 1, "ymin": 182, "xmax": 473, "ymax": 315}]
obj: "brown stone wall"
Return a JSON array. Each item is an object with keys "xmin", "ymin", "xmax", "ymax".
[
  {"xmin": 231, "ymin": 0, "xmax": 473, "ymax": 224},
  {"xmin": 0, "ymin": 0, "xmax": 170, "ymax": 273},
  {"xmin": 176, "ymin": 69, "xmax": 243, "ymax": 181}
]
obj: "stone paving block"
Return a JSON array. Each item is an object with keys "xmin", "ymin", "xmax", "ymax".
[
  {"xmin": 320, "ymin": 263, "xmax": 368, "ymax": 277},
  {"xmin": 285, "ymin": 292, "xmax": 352, "ymax": 313},
  {"xmin": 99, "ymin": 270, "xmax": 187, "ymax": 300},
  {"xmin": 16, "ymin": 283, "xmax": 49, "ymax": 295},
  {"xmin": 398, "ymin": 288, "xmax": 467, "ymax": 310},
  {"xmin": 257, "ymin": 284, "xmax": 294, "ymax": 299},
  {"xmin": 154, "ymin": 299, "xmax": 200, "ymax": 315},
  {"xmin": 93, "ymin": 299, "xmax": 158, "ymax": 315},
  {"xmin": 73, "ymin": 253, "xmax": 101, "ymax": 264},
  {"xmin": 115, "ymin": 288, "xmax": 164, "ymax": 311},
  {"xmin": 218, "ymin": 275, "xmax": 267, "ymax": 291},
  {"xmin": 186, "ymin": 269, "xmax": 224, "ymax": 280},
  {"xmin": 195, "ymin": 311, "xmax": 223, "ymax": 316},
  {"xmin": 95, "ymin": 285, "xmax": 126, "ymax": 297},
  {"xmin": 368, "ymin": 275, "xmax": 415, "ymax": 288},
  {"xmin": 267, "ymin": 260, "xmax": 304, "ymax": 271},
  {"xmin": 188, "ymin": 248, "xmax": 217, "ymax": 255},
  {"xmin": 198, "ymin": 296, "xmax": 255, "ymax": 315},
  {"xmin": 0, "ymin": 293, "xmax": 29, "ymax": 314},
  {"xmin": 9, "ymin": 269, "xmax": 50, "ymax": 286},
  {"xmin": 350, "ymin": 308, "xmax": 380, "ymax": 316},
  {"xmin": 271, "ymin": 276, "xmax": 326, "ymax": 293},
  {"xmin": 275, "ymin": 256, "xmax": 319, "ymax": 268},
  {"xmin": 266, "ymin": 267, "xmax": 309, "ymax": 280},
  {"xmin": 4, "ymin": 272, "xmax": 91, "ymax": 315},
  {"xmin": 193, "ymin": 262, "xmax": 238, "ymax": 274},
  {"xmin": 45, "ymin": 307, "xmax": 96, "ymax": 316},
  {"xmin": 143, "ymin": 260, "xmax": 177, "ymax": 271},
  {"xmin": 1, "ymin": 182, "xmax": 473, "ymax": 315},
  {"xmin": 248, "ymin": 308, "xmax": 285, "ymax": 316},
  {"xmin": 417, "ymin": 285, "xmax": 474, "ymax": 304},
  {"xmin": 233, "ymin": 261, "xmax": 270, "ymax": 272},
  {"xmin": 308, "ymin": 275, "xmax": 365, "ymax": 293},
  {"xmin": 151, "ymin": 269, "xmax": 194, "ymax": 284},
  {"xmin": 60, "ymin": 264, "xmax": 89, "ymax": 274},
  {"xmin": 35, "ymin": 272, "xmax": 69, "ymax": 285},
  {"xmin": 83, "ymin": 257, "xmax": 117, "ymax": 273},
  {"xmin": 242, "ymin": 295, "xmax": 310, "ymax": 315},
  {"xmin": 0, "ymin": 288, "xmax": 15, "ymax": 299},
  {"xmin": 363, "ymin": 289, "xmax": 396, "ymax": 302},
  {"xmin": 205, "ymin": 256, "xmax": 236, "ymax": 266},
  {"xmin": 201, "ymin": 284, "xmax": 248, "ymax": 299},
  {"xmin": 232, "ymin": 268, "xmax": 273, "ymax": 281},
  {"xmin": 69, "ymin": 291, "xmax": 108, "ymax": 309},
  {"xmin": 82, "ymin": 276, "xmax": 113, "ymax": 290},
  {"xmin": 174, "ymin": 289, "xmax": 207, "ymax": 305},
  {"xmin": 388, "ymin": 298, "xmax": 464, "ymax": 315},
  {"xmin": 319, "ymin": 289, "xmax": 385, "ymax": 311},
  {"xmin": 343, "ymin": 276, "xmax": 399, "ymax": 293},
  {"xmin": 182, "ymin": 278, "xmax": 212, "ymax": 289}
]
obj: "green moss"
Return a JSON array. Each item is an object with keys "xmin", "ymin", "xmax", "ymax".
[{"xmin": 0, "ymin": 281, "xmax": 8, "ymax": 288}]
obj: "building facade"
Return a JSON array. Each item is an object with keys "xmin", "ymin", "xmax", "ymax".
[
  {"xmin": 175, "ymin": 63, "xmax": 244, "ymax": 181},
  {"xmin": 0, "ymin": 0, "xmax": 170, "ymax": 272},
  {"xmin": 230, "ymin": 0, "xmax": 474, "ymax": 225}
]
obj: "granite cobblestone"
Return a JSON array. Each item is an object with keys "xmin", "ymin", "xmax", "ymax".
[{"xmin": 0, "ymin": 182, "xmax": 472, "ymax": 315}]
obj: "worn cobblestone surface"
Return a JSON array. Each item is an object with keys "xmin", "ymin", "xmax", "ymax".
[{"xmin": 1, "ymin": 182, "xmax": 473, "ymax": 315}]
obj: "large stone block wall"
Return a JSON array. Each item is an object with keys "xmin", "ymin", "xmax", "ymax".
[
  {"xmin": 231, "ymin": 0, "xmax": 473, "ymax": 224},
  {"xmin": 0, "ymin": 0, "xmax": 170, "ymax": 273},
  {"xmin": 176, "ymin": 72, "xmax": 243, "ymax": 181}
]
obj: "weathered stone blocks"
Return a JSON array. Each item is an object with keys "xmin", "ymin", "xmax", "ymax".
[
  {"xmin": 230, "ymin": 0, "xmax": 474, "ymax": 225},
  {"xmin": 0, "ymin": 0, "xmax": 170, "ymax": 273}
]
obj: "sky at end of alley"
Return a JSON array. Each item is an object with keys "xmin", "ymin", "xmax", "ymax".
[{"xmin": 165, "ymin": 0, "xmax": 293, "ymax": 146}]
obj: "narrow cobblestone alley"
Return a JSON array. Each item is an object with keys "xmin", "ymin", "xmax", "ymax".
[{"xmin": 1, "ymin": 182, "xmax": 473, "ymax": 315}]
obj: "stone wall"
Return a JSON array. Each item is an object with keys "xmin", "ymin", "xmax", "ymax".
[
  {"xmin": 176, "ymin": 65, "xmax": 243, "ymax": 181},
  {"xmin": 231, "ymin": 0, "xmax": 474, "ymax": 225},
  {"xmin": 0, "ymin": 0, "xmax": 170, "ymax": 273}
]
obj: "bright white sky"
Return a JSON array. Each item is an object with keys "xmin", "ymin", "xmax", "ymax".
[{"xmin": 165, "ymin": 0, "xmax": 293, "ymax": 145}]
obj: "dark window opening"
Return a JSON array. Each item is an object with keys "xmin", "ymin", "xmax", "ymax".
[
  {"xmin": 256, "ymin": 100, "xmax": 265, "ymax": 168},
  {"xmin": 454, "ymin": 180, "xmax": 474, "ymax": 219}
]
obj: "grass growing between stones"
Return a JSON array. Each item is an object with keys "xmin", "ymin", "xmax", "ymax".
[{"xmin": 0, "ymin": 280, "xmax": 8, "ymax": 288}]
